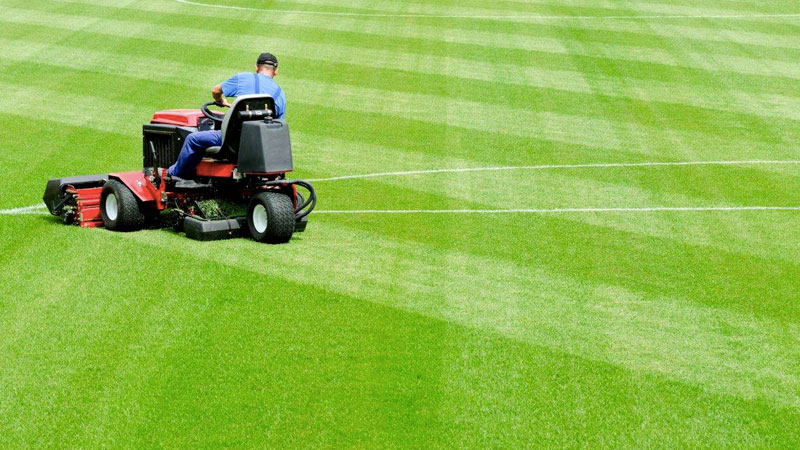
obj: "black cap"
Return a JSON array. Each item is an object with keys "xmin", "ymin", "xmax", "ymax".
[{"xmin": 257, "ymin": 52, "xmax": 278, "ymax": 68}]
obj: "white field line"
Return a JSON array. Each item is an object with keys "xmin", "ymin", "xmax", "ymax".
[
  {"xmin": 4, "ymin": 205, "xmax": 798, "ymax": 217},
  {"xmin": 308, "ymin": 159, "xmax": 800, "ymax": 182},
  {"xmin": 3, "ymin": 159, "xmax": 799, "ymax": 216},
  {"xmin": 0, "ymin": 204, "xmax": 47, "ymax": 215},
  {"xmin": 173, "ymin": 0, "xmax": 800, "ymax": 20},
  {"xmin": 315, "ymin": 206, "xmax": 800, "ymax": 214}
]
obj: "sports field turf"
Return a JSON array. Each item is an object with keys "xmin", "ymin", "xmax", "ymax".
[{"xmin": 1, "ymin": 0, "xmax": 800, "ymax": 447}]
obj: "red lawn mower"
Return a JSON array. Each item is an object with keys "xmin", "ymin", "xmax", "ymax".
[{"xmin": 43, "ymin": 94, "xmax": 316, "ymax": 243}]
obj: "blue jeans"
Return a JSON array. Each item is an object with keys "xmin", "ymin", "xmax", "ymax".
[{"xmin": 167, "ymin": 130, "xmax": 222, "ymax": 177}]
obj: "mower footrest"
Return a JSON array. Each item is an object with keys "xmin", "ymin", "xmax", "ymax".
[{"xmin": 184, "ymin": 216, "xmax": 247, "ymax": 241}]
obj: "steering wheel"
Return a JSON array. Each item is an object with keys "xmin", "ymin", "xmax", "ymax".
[{"xmin": 201, "ymin": 101, "xmax": 227, "ymax": 125}]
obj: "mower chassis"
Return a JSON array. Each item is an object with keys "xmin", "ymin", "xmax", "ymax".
[{"xmin": 43, "ymin": 169, "xmax": 314, "ymax": 242}]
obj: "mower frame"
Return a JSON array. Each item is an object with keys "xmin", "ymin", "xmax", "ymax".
[{"xmin": 43, "ymin": 95, "xmax": 316, "ymax": 243}]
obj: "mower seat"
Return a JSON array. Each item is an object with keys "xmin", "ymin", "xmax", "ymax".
[{"xmin": 205, "ymin": 94, "xmax": 277, "ymax": 162}]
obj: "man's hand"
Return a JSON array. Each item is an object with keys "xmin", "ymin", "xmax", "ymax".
[{"xmin": 211, "ymin": 84, "xmax": 230, "ymax": 108}]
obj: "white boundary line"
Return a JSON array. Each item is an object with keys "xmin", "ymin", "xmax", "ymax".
[
  {"xmin": 3, "ymin": 159, "xmax": 799, "ymax": 216},
  {"xmin": 173, "ymin": 0, "xmax": 800, "ymax": 20},
  {"xmin": 0, "ymin": 204, "xmax": 47, "ymax": 215},
  {"xmin": 315, "ymin": 206, "xmax": 800, "ymax": 214},
  {"xmin": 308, "ymin": 160, "xmax": 800, "ymax": 182},
  {"xmin": 5, "ymin": 205, "xmax": 798, "ymax": 217}
]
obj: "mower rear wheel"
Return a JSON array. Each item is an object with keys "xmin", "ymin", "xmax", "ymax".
[
  {"xmin": 100, "ymin": 180, "xmax": 146, "ymax": 231},
  {"xmin": 247, "ymin": 192, "xmax": 295, "ymax": 243}
]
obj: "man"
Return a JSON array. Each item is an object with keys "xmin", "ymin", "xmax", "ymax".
[{"xmin": 168, "ymin": 53, "xmax": 287, "ymax": 178}]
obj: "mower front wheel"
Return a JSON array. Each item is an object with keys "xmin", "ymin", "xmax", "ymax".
[
  {"xmin": 100, "ymin": 179, "xmax": 146, "ymax": 231},
  {"xmin": 247, "ymin": 192, "xmax": 295, "ymax": 243}
]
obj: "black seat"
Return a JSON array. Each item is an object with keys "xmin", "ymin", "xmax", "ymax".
[{"xmin": 205, "ymin": 94, "xmax": 277, "ymax": 161}]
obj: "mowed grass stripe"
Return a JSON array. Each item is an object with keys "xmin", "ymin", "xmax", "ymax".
[
  {"xmin": 0, "ymin": 221, "xmax": 449, "ymax": 447},
  {"xmin": 143, "ymin": 1, "xmax": 800, "ymax": 60},
  {"xmin": 95, "ymin": 216, "xmax": 800, "ymax": 410},
  {"xmin": 9, "ymin": 0, "xmax": 796, "ymax": 338},
  {"xmin": 2, "ymin": 29, "xmax": 797, "ymax": 149},
  {"xmin": 2, "ymin": 2, "xmax": 800, "ymax": 445},
  {"xmin": 10, "ymin": 2, "xmax": 800, "ymax": 83},
  {"xmin": 9, "ymin": 1, "xmax": 792, "ymax": 306},
  {"xmin": 0, "ymin": 19, "xmax": 792, "ymax": 158},
  {"xmin": 540, "ymin": 20, "xmax": 800, "ymax": 50},
  {"xmin": 317, "ymin": 164, "xmax": 800, "ymax": 218},
  {"xmin": 192, "ymin": 0, "xmax": 800, "ymax": 20},
  {"xmin": 299, "ymin": 131, "xmax": 799, "ymax": 207},
  {"xmin": 58, "ymin": 0, "xmax": 800, "ymax": 40},
  {"xmin": 318, "ymin": 199, "xmax": 800, "ymax": 325},
  {"xmin": 127, "ymin": 214, "xmax": 800, "ymax": 417},
  {"xmin": 0, "ymin": 117, "xmax": 141, "ymax": 209},
  {"xmin": 1, "ymin": 51, "xmax": 792, "ymax": 200},
  {"xmin": 1, "ymin": 58, "xmax": 794, "ymax": 166},
  {"xmin": 176, "ymin": 0, "xmax": 800, "ymax": 37},
  {"xmin": 9, "ymin": 102, "xmax": 794, "ymax": 242},
  {"xmin": 2, "ymin": 218, "xmax": 798, "ymax": 447},
  {"xmin": 5, "ymin": 5, "xmax": 800, "ymax": 124},
  {"xmin": 312, "ymin": 182, "xmax": 800, "ymax": 265},
  {"xmin": 270, "ymin": 0, "xmax": 800, "ymax": 16},
  {"xmin": 41, "ymin": 0, "xmax": 800, "ymax": 53},
  {"xmin": 2, "ymin": 111, "xmax": 796, "ymax": 273},
  {"xmin": 292, "ymin": 0, "xmax": 800, "ymax": 16},
  {"xmin": 0, "ymin": 57, "xmax": 790, "ymax": 261},
  {"xmin": 308, "ymin": 157, "xmax": 800, "ymax": 263},
  {"xmin": 0, "ymin": 66, "xmax": 794, "ymax": 198}
]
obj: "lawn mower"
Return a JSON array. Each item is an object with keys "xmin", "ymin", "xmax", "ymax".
[{"xmin": 42, "ymin": 94, "xmax": 316, "ymax": 243}]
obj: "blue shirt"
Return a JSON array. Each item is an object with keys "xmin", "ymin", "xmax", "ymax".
[{"xmin": 221, "ymin": 72, "xmax": 286, "ymax": 119}]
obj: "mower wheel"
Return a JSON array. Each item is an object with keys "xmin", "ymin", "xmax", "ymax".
[
  {"xmin": 247, "ymin": 192, "xmax": 295, "ymax": 243},
  {"xmin": 100, "ymin": 179, "xmax": 146, "ymax": 231}
]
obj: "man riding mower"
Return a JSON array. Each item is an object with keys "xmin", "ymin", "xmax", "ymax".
[
  {"xmin": 42, "ymin": 54, "xmax": 316, "ymax": 244},
  {"xmin": 43, "ymin": 94, "xmax": 316, "ymax": 243}
]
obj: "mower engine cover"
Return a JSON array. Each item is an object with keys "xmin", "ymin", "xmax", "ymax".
[{"xmin": 237, "ymin": 119, "xmax": 293, "ymax": 174}]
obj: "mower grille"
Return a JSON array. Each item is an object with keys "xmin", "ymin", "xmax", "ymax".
[{"xmin": 142, "ymin": 124, "xmax": 193, "ymax": 169}]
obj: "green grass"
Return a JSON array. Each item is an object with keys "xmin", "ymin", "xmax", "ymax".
[{"xmin": 1, "ymin": 0, "xmax": 800, "ymax": 447}]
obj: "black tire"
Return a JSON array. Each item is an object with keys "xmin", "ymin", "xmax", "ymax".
[
  {"xmin": 247, "ymin": 192, "xmax": 295, "ymax": 243},
  {"xmin": 100, "ymin": 179, "xmax": 146, "ymax": 231}
]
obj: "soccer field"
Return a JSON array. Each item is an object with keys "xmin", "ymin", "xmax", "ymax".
[{"xmin": 1, "ymin": 0, "xmax": 799, "ymax": 447}]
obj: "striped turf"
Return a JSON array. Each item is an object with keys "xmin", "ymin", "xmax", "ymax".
[{"xmin": 0, "ymin": 0, "xmax": 799, "ymax": 447}]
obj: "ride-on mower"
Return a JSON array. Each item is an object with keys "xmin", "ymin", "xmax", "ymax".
[{"xmin": 42, "ymin": 95, "xmax": 316, "ymax": 243}]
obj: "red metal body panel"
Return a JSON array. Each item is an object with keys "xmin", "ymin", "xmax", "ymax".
[
  {"xmin": 109, "ymin": 171, "xmax": 166, "ymax": 209},
  {"xmin": 195, "ymin": 160, "xmax": 291, "ymax": 178},
  {"xmin": 196, "ymin": 160, "xmax": 236, "ymax": 178},
  {"xmin": 151, "ymin": 109, "xmax": 203, "ymax": 127}
]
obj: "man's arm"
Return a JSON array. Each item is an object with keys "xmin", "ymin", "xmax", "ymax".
[{"xmin": 212, "ymin": 84, "xmax": 230, "ymax": 107}]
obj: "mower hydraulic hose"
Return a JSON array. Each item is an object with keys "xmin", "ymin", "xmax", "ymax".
[
  {"xmin": 262, "ymin": 180, "xmax": 317, "ymax": 219},
  {"xmin": 292, "ymin": 180, "xmax": 317, "ymax": 220}
]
